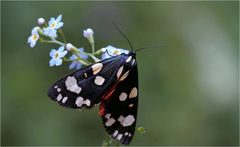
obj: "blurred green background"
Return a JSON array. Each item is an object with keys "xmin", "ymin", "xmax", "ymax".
[{"xmin": 1, "ymin": 1, "xmax": 239, "ymax": 146}]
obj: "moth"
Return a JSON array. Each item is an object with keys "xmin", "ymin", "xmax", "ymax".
[
  {"xmin": 48, "ymin": 51, "xmax": 138, "ymax": 144},
  {"xmin": 47, "ymin": 25, "xmax": 141, "ymax": 145}
]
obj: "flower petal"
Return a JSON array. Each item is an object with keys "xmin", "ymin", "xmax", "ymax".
[
  {"xmin": 49, "ymin": 58, "xmax": 56, "ymax": 66},
  {"xmin": 78, "ymin": 48, "xmax": 88, "ymax": 59},
  {"xmin": 43, "ymin": 27, "xmax": 57, "ymax": 37},
  {"xmin": 76, "ymin": 62, "xmax": 82, "ymax": 69},
  {"xmin": 79, "ymin": 48, "xmax": 84, "ymax": 52},
  {"xmin": 69, "ymin": 62, "xmax": 76, "ymax": 70},
  {"xmin": 55, "ymin": 58, "xmax": 63, "ymax": 66},
  {"xmin": 49, "ymin": 29, "xmax": 57, "ymax": 37},
  {"xmin": 59, "ymin": 50, "xmax": 67, "ymax": 57},
  {"xmin": 48, "ymin": 18, "xmax": 55, "ymax": 26},
  {"xmin": 58, "ymin": 46, "xmax": 64, "ymax": 52},
  {"xmin": 30, "ymin": 40, "xmax": 36, "ymax": 48},
  {"xmin": 28, "ymin": 36, "xmax": 32, "ymax": 43},
  {"xmin": 69, "ymin": 54, "xmax": 77, "ymax": 60},
  {"xmin": 49, "ymin": 49, "xmax": 57, "ymax": 57},
  {"xmin": 80, "ymin": 53, "xmax": 88, "ymax": 60},
  {"xmin": 31, "ymin": 26, "xmax": 39, "ymax": 34},
  {"xmin": 55, "ymin": 22, "xmax": 64, "ymax": 29},
  {"xmin": 56, "ymin": 14, "xmax": 62, "ymax": 22}
]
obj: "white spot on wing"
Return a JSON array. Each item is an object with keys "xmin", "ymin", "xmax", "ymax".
[
  {"xmin": 75, "ymin": 97, "xmax": 84, "ymax": 107},
  {"xmin": 129, "ymin": 87, "xmax": 138, "ymax": 98},
  {"xmin": 118, "ymin": 115, "xmax": 125, "ymax": 122},
  {"xmin": 119, "ymin": 70, "xmax": 129, "ymax": 81},
  {"xmin": 131, "ymin": 59, "xmax": 135, "ymax": 66},
  {"xmin": 124, "ymin": 132, "xmax": 129, "ymax": 136},
  {"xmin": 57, "ymin": 88, "xmax": 61, "ymax": 92},
  {"xmin": 105, "ymin": 113, "xmax": 111, "ymax": 119},
  {"xmin": 65, "ymin": 76, "xmax": 82, "ymax": 94},
  {"xmin": 117, "ymin": 134, "xmax": 123, "ymax": 140},
  {"xmin": 94, "ymin": 76, "xmax": 105, "ymax": 85},
  {"xmin": 116, "ymin": 66, "xmax": 124, "ymax": 79},
  {"xmin": 91, "ymin": 63, "xmax": 103, "ymax": 75},
  {"xmin": 76, "ymin": 97, "xmax": 91, "ymax": 107},
  {"xmin": 113, "ymin": 130, "xmax": 118, "ymax": 137},
  {"xmin": 62, "ymin": 97, "xmax": 68, "ymax": 103},
  {"xmin": 129, "ymin": 104, "xmax": 134, "ymax": 107},
  {"xmin": 119, "ymin": 92, "xmax": 128, "ymax": 101},
  {"xmin": 54, "ymin": 86, "xmax": 58, "ymax": 89},
  {"xmin": 105, "ymin": 118, "xmax": 116, "ymax": 126},
  {"xmin": 84, "ymin": 99, "xmax": 91, "ymax": 106},
  {"xmin": 126, "ymin": 56, "xmax": 132, "ymax": 63},
  {"xmin": 118, "ymin": 115, "xmax": 135, "ymax": 127},
  {"xmin": 56, "ymin": 94, "xmax": 62, "ymax": 101}
]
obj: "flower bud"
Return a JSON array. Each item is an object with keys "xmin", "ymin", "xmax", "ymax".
[
  {"xmin": 83, "ymin": 28, "xmax": 94, "ymax": 38},
  {"xmin": 66, "ymin": 43, "xmax": 73, "ymax": 51},
  {"xmin": 38, "ymin": 18, "xmax": 45, "ymax": 26},
  {"xmin": 83, "ymin": 28, "xmax": 94, "ymax": 45},
  {"xmin": 66, "ymin": 43, "xmax": 78, "ymax": 52}
]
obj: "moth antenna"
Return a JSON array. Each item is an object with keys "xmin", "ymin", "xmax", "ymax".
[
  {"xmin": 135, "ymin": 45, "xmax": 167, "ymax": 52},
  {"xmin": 112, "ymin": 22, "xmax": 134, "ymax": 52}
]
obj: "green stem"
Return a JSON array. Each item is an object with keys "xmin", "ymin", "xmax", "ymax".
[
  {"xmin": 77, "ymin": 59, "xmax": 89, "ymax": 66},
  {"xmin": 59, "ymin": 29, "xmax": 67, "ymax": 44},
  {"xmin": 91, "ymin": 43, "xmax": 95, "ymax": 53},
  {"xmin": 40, "ymin": 39, "xmax": 65, "ymax": 46},
  {"xmin": 72, "ymin": 50, "xmax": 100, "ymax": 63},
  {"xmin": 74, "ymin": 53, "xmax": 92, "ymax": 65},
  {"xmin": 63, "ymin": 57, "xmax": 90, "ymax": 66},
  {"xmin": 88, "ymin": 53, "xmax": 100, "ymax": 62},
  {"xmin": 51, "ymin": 38, "xmax": 65, "ymax": 46}
]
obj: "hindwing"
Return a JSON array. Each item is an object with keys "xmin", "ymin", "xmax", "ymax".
[{"xmin": 99, "ymin": 56, "xmax": 138, "ymax": 144}]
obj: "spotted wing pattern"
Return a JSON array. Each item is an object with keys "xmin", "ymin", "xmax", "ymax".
[
  {"xmin": 99, "ymin": 57, "xmax": 138, "ymax": 145},
  {"xmin": 47, "ymin": 53, "xmax": 138, "ymax": 145},
  {"xmin": 48, "ymin": 55, "xmax": 126, "ymax": 109}
]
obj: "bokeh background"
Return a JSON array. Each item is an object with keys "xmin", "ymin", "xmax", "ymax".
[{"xmin": 1, "ymin": 1, "xmax": 239, "ymax": 146}]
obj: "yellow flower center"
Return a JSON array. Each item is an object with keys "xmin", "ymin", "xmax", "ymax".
[
  {"xmin": 51, "ymin": 22, "xmax": 56, "ymax": 28},
  {"xmin": 113, "ymin": 49, "xmax": 120, "ymax": 55},
  {"xmin": 32, "ymin": 34, "xmax": 38, "ymax": 40},
  {"xmin": 54, "ymin": 52, "xmax": 59, "ymax": 58}
]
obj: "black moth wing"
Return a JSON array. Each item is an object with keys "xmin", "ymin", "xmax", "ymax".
[
  {"xmin": 48, "ymin": 55, "xmax": 127, "ymax": 109},
  {"xmin": 100, "ymin": 54, "xmax": 138, "ymax": 144}
]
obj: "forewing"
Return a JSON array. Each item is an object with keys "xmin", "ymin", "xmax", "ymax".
[
  {"xmin": 100, "ymin": 62, "xmax": 138, "ymax": 145},
  {"xmin": 47, "ymin": 55, "xmax": 126, "ymax": 109}
]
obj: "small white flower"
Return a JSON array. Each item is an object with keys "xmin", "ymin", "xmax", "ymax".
[
  {"xmin": 38, "ymin": 18, "xmax": 45, "ymax": 25},
  {"xmin": 48, "ymin": 14, "xmax": 64, "ymax": 30},
  {"xmin": 69, "ymin": 48, "xmax": 88, "ymax": 70},
  {"xmin": 27, "ymin": 26, "xmax": 40, "ymax": 48},
  {"xmin": 43, "ymin": 14, "xmax": 63, "ymax": 37},
  {"xmin": 43, "ymin": 27, "xmax": 57, "ymax": 38},
  {"xmin": 83, "ymin": 28, "xmax": 94, "ymax": 38},
  {"xmin": 101, "ymin": 45, "xmax": 129, "ymax": 59},
  {"xmin": 66, "ymin": 43, "xmax": 74, "ymax": 51},
  {"xmin": 49, "ymin": 46, "xmax": 68, "ymax": 67}
]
